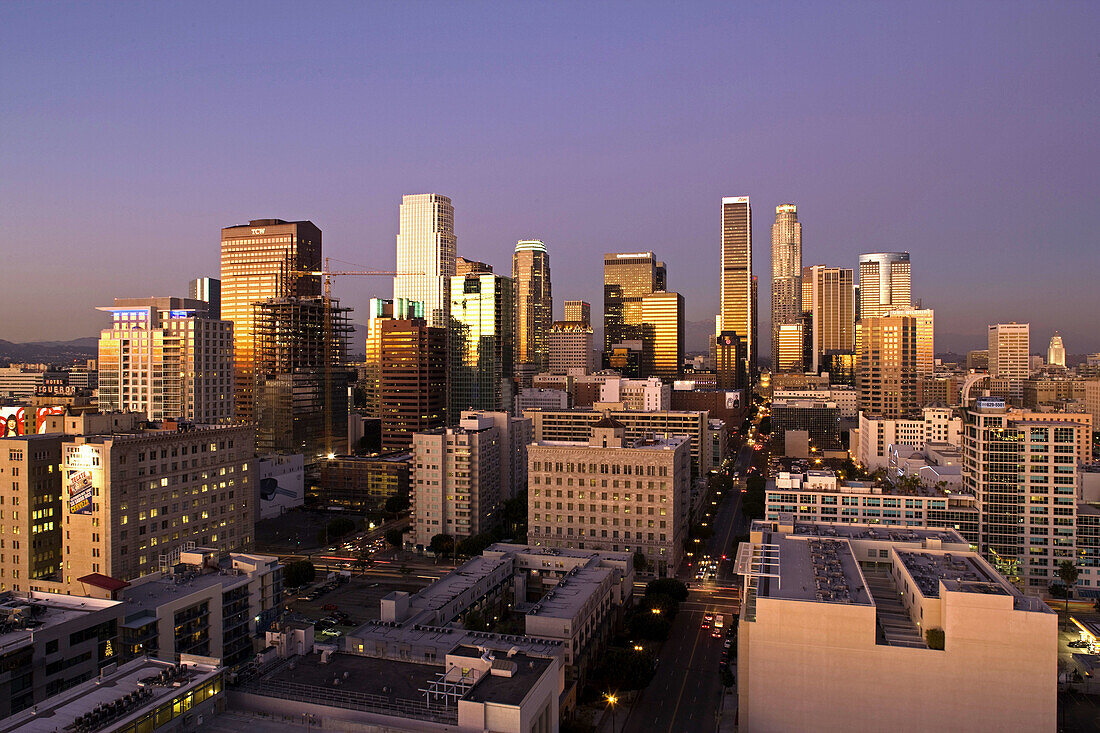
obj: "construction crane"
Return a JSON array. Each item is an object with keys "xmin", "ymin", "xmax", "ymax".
[{"xmin": 289, "ymin": 257, "xmax": 424, "ymax": 458}]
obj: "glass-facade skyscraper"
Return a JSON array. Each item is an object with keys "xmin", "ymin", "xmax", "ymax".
[
  {"xmin": 394, "ymin": 193, "xmax": 457, "ymax": 329},
  {"xmin": 603, "ymin": 251, "xmax": 664, "ymax": 353},
  {"xmin": 858, "ymin": 252, "xmax": 911, "ymax": 319},
  {"xmin": 721, "ymin": 196, "xmax": 753, "ymax": 379},
  {"xmin": 220, "ymin": 218, "xmax": 322, "ymax": 421},
  {"xmin": 449, "ymin": 273, "xmax": 515, "ymax": 416},
  {"xmin": 771, "ymin": 204, "xmax": 802, "ymax": 372},
  {"xmin": 512, "ymin": 240, "xmax": 552, "ymax": 373}
]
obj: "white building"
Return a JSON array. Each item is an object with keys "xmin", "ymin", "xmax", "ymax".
[
  {"xmin": 773, "ymin": 385, "xmax": 858, "ymax": 418},
  {"xmin": 857, "ymin": 406, "xmax": 961, "ymax": 471},
  {"xmin": 736, "ymin": 517, "xmax": 1056, "ymax": 733},
  {"xmin": 97, "ymin": 297, "xmax": 234, "ymax": 423},
  {"xmin": 393, "ymin": 193, "xmax": 457, "ymax": 328},
  {"xmin": 988, "ymin": 322, "xmax": 1030, "ymax": 401},
  {"xmin": 515, "ymin": 387, "xmax": 570, "ymax": 413},
  {"xmin": 459, "ymin": 410, "xmax": 532, "ymax": 501},
  {"xmin": 412, "ymin": 414, "xmax": 502, "ymax": 548},
  {"xmin": 597, "ymin": 376, "xmax": 670, "ymax": 411}
]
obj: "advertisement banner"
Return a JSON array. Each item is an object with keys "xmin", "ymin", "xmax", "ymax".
[
  {"xmin": 1, "ymin": 407, "xmax": 26, "ymax": 437},
  {"xmin": 67, "ymin": 469, "xmax": 94, "ymax": 515},
  {"xmin": 35, "ymin": 406, "xmax": 65, "ymax": 433}
]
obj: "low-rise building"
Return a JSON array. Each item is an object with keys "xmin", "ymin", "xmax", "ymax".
[
  {"xmin": 0, "ymin": 591, "xmax": 124, "ymax": 718},
  {"xmin": 317, "ymin": 451, "xmax": 412, "ymax": 512},
  {"xmin": 857, "ymin": 406, "xmax": 962, "ymax": 471},
  {"xmin": 515, "ymin": 387, "xmax": 570, "ymax": 413},
  {"xmin": 527, "ymin": 420, "xmax": 690, "ymax": 576},
  {"xmin": 773, "ymin": 386, "xmax": 858, "ymax": 418},
  {"xmin": 888, "ymin": 442, "xmax": 963, "ymax": 489},
  {"xmin": 735, "ymin": 517, "xmax": 1056, "ymax": 733}
]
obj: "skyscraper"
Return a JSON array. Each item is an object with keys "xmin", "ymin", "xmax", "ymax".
[
  {"xmin": 721, "ymin": 196, "xmax": 753, "ymax": 378},
  {"xmin": 988, "ymin": 323, "xmax": 1030, "ymax": 401},
  {"xmin": 449, "ymin": 273, "xmax": 515, "ymax": 415},
  {"xmin": 640, "ymin": 291, "xmax": 685, "ymax": 380},
  {"xmin": 804, "ymin": 265, "xmax": 855, "ymax": 373},
  {"xmin": 220, "ymin": 218, "xmax": 322, "ymax": 421},
  {"xmin": 513, "ymin": 240, "xmax": 552, "ymax": 373},
  {"xmin": 563, "ymin": 300, "xmax": 591, "ymax": 326},
  {"xmin": 1048, "ymin": 332, "xmax": 1066, "ymax": 367},
  {"xmin": 603, "ymin": 251, "xmax": 664, "ymax": 352},
  {"xmin": 394, "ymin": 194, "xmax": 457, "ymax": 328},
  {"xmin": 886, "ymin": 307, "xmax": 935, "ymax": 376},
  {"xmin": 858, "ymin": 314, "xmax": 917, "ymax": 418},
  {"xmin": 858, "ymin": 252, "xmax": 911, "ymax": 319},
  {"xmin": 771, "ymin": 204, "xmax": 802, "ymax": 372},
  {"xmin": 455, "ymin": 256, "xmax": 493, "ymax": 276},
  {"xmin": 376, "ymin": 311, "xmax": 447, "ymax": 451},
  {"xmin": 97, "ymin": 297, "xmax": 234, "ymax": 423},
  {"xmin": 548, "ymin": 321, "xmax": 596, "ymax": 375},
  {"xmin": 188, "ymin": 277, "xmax": 221, "ymax": 319}
]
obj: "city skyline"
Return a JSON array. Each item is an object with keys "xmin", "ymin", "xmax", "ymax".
[{"xmin": 2, "ymin": 3, "xmax": 1098, "ymax": 352}]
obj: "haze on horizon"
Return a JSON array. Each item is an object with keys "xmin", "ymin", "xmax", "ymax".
[{"xmin": 1, "ymin": 1, "xmax": 1098, "ymax": 355}]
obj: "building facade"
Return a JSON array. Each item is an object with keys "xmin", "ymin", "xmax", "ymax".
[
  {"xmin": 394, "ymin": 193, "xmax": 457, "ymax": 329},
  {"xmin": 513, "ymin": 240, "xmax": 553, "ymax": 374},
  {"xmin": 527, "ymin": 421, "xmax": 691, "ymax": 576},
  {"xmin": 721, "ymin": 196, "xmax": 753, "ymax": 377},
  {"xmin": 97, "ymin": 297, "xmax": 234, "ymax": 423},
  {"xmin": 563, "ymin": 299, "xmax": 591, "ymax": 326},
  {"xmin": 220, "ymin": 218, "xmax": 322, "ymax": 421},
  {"xmin": 548, "ymin": 321, "xmax": 597, "ymax": 375},
  {"xmin": 771, "ymin": 204, "xmax": 802, "ymax": 372},
  {"xmin": 639, "ymin": 290, "xmax": 684, "ymax": 379},
  {"xmin": 805, "ymin": 265, "xmax": 855, "ymax": 373},
  {"xmin": 858, "ymin": 314, "xmax": 918, "ymax": 419},
  {"xmin": 603, "ymin": 252, "xmax": 665, "ymax": 354},
  {"xmin": 988, "ymin": 323, "xmax": 1030, "ymax": 402},
  {"xmin": 317, "ymin": 452, "xmax": 412, "ymax": 512},
  {"xmin": 449, "ymin": 273, "xmax": 515, "ymax": 415},
  {"xmin": 857, "ymin": 252, "xmax": 911, "ymax": 319}
]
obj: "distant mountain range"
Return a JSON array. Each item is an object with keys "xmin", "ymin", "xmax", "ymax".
[{"xmin": 0, "ymin": 337, "xmax": 99, "ymax": 365}]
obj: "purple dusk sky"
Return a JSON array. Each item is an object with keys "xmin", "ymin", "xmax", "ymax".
[{"xmin": 1, "ymin": 1, "xmax": 1098, "ymax": 354}]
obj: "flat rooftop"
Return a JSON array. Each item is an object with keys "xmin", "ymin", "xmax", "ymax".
[
  {"xmin": 528, "ymin": 564, "xmax": 612, "ymax": 619},
  {"xmin": 895, "ymin": 549, "xmax": 1050, "ymax": 612},
  {"xmin": 751, "ymin": 532, "xmax": 873, "ymax": 606},
  {"xmin": 785, "ymin": 521, "xmax": 968, "ymax": 546},
  {"xmin": 532, "ymin": 435, "xmax": 687, "ymax": 450},
  {"xmin": 0, "ymin": 658, "xmax": 220, "ymax": 733},
  {"xmin": 449, "ymin": 645, "xmax": 553, "ymax": 705},
  {"xmin": 410, "ymin": 554, "xmax": 511, "ymax": 614},
  {"xmin": 0, "ymin": 592, "xmax": 120, "ymax": 654}
]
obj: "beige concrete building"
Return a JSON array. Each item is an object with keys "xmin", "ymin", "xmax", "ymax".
[
  {"xmin": 858, "ymin": 314, "xmax": 918, "ymax": 419},
  {"xmin": 857, "ymin": 252, "xmax": 911, "ymax": 318},
  {"xmin": 527, "ymin": 420, "xmax": 690, "ymax": 576},
  {"xmin": 886, "ymin": 307, "xmax": 934, "ymax": 376},
  {"xmin": 988, "ymin": 322, "xmax": 1030, "ymax": 402},
  {"xmin": 736, "ymin": 517, "xmax": 1056, "ymax": 733},
  {"xmin": 548, "ymin": 321, "xmax": 597, "ymax": 375},
  {"xmin": 804, "ymin": 265, "xmax": 855, "ymax": 372},
  {"xmin": 857, "ymin": 406, "xmax": 962, "ymax": 471}
]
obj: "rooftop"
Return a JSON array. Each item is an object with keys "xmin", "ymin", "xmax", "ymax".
[
  {"xmin": 894, "ymin": 549, "xmax": 1050, "ymax": 612},
  {"xmin": 0, "ymin": 658, "xmax": 221, "ymax": 733},
  {"xmin": 786, "ymin": 521, "xmax": 967, "ymax": 545},
  {"xmin": 746, "ymin": 532, "xmax": 872, "ymax": 606},
  {"xmin": 0, "ymin": 592, "xmax": 121, "ymax": 655},
  {"xmin": 528, "ymin": 564, "xmax": 613, "ymax": 619},
  {"xmin": 121, "ymin": 553, "xmax": 276, "ymax": 615}
]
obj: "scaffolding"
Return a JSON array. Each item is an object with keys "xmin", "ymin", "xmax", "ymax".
[{"xmin": 418, "ymin": 665, "xmax": 480, "ymax": 708}]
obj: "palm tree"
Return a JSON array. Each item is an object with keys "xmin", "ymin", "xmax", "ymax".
[{"xmin": 1058, "ymin": 560, "xmax": 1079, "ymax": 617}]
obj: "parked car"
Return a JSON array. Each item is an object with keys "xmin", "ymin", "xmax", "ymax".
[{"xmin": 323, "ymin": 603, "xmax": 338, "ymax": 611}]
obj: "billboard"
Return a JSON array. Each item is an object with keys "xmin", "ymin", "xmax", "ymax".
[
  {"xmin": 1, "ymin": 405, "xmax": 66, "ymax": 435},
  {"xmin": 67, "ymin": 469, "xmax": 94, "ymax": 515},
  {"xmin": 1, "ymin": 407, "xmax": 25, "ymax": 437},
  {"xmin": 257, "ymin": 454, "xmax": 304, "ymax": 520}
]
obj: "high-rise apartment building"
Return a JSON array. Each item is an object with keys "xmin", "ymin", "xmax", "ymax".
[
  {"xmin": 771, "ymin": 204, "xmax": 802, "ymax": 372},
  {"xmin": 220, "ymin": 219, "xmax": 322, "ymax": 421},
  {"xmin": 988, "ymin": 323, "xmax": 1030, "ymax": 402},
  {"xmin": 1048, "ymin": 332, "xmax": 1066, "ymax": 368},
  {"xmin": 97, "ymin": 297, "xmax": 234, "ymax": 423},
  {"xmin": 804, "ymin": 266, "xmax": 855, "ymax": 373},
  {"xmin": 253, "ymin": 297, "xmax": 351, "ymax": 458},
  {"xmin": 721, "ymin": 196, "xmax": 753, "ymax": 377},
  {"xmin": 188, "ymin": 277, "xmax": 221, "ymax": 318},
  {"xmin": 775, "ymin": 323, "xmax": 806, "ymax": 374},
  {"xmin": 603, "ymin": 252, "xmax": 664, "ymax": 353},
  {"xmin": 362, "ymin": 297, "xmax": 424, "ymax": 418},
  {"xmin": 394, "ymin": 194, "xmax": 457, "ymax": 328},
  {"xmin": 963, "ymin": 399, "xmax": 1081, "ymax": 589},
  {"xmin": 411, "ymin": 414, "xmax": 502, "ymax": 548},
  {"xmin": 886, "ymin": 307, "xmax": 935, "ymax": 376},
  {"xmin": 513, "ymin": 240, "xmax": 553, "ymax": 374},
  {"xmin": 858, "ymin": 315, "xmax": 918, "ymax": 418},
  {"xmin": 0, "ymin": 434, "xmax": 65, "ymax": 589},
  {"xmin": 549, "ymin": 321, "xmax": 596, "ymax": 375},
  {"xmin": 857, "ymin": 252, "xmax": 911, "ymax": 319},
  {"xmin": 639, "ymin": 291, "xmax": 684, "ymax": 380},
  {"xmin": 563, "ymin": 300, "xmax": 591, "ymax": 326},
  {"xmin": 449, "ymin": 273, "xmax": 515, "ymax": 415}
]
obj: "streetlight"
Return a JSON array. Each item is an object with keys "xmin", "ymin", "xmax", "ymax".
[{"xmin": 604, "ymin": 693, "xmax": 618, "ymax": 733}]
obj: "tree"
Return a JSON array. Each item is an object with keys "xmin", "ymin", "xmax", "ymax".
[
  {"xmin": 925, "ymin": 627, "xmax": 945, "ymax": 650},
  {"xmin": 463, "ymin": 610, "xmax": 490, "ymax": 631},
  {"xmin": 758, "ymin": 416, "xmax": 772, "ymax": 435},
  {"xmin": 457, "ymin": 532, "xmax": 495, "ymax": 558},
  {"xmin": 1058, "ymin": 560, "xmax": 1080, "ymax": 615},
  {"xmin": 645, "ymin": 578, "xmax": 688, "ymax": 602},
  {"xmin": 284, "ymin": 560, "xmax": 315, "ymax": 588},
  {"xmin": 430, "ymin": 533, "xmax": 455, "ymax": 558},
  {"xmin": 384, "ymin": 528, "xmax": 404, "ymax": 548},
  {"xmin": 384, "ymin": 494, "xmax": 410, "ymax": 514},
  {"xmin": 633, "ymin": 551, "xmax": 649, "ymax": 573}
]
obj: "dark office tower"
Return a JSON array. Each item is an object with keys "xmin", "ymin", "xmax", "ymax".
[
  {"xmin": 771, "ymin": 205, "xmax": 802, "ymax": 372},
  {"xmin": 655, "ymin": 261, "xmax": 667, "ymax": 292},
  {"xmin": 721, "ymin": 196, "xmax": 752, "ymax": 380},
  {"xmin": 378, "ymin": 318, "xmax": 446, "ymax": 450},
  {"xmin": 221, "ymin": 219, "xmax": 322, "ymax": 421},
  {"xmin": 716, "ymin": 331, "xmax": 747, "ymax": 390},
  {"xmin": 449, "ymin": 273, "xmax": 515, "ymax": 415},
  {"xmin": 603, "ymin": 251, "xmax": 663, "ymax": 353},
  {"xmin": 752, "ymin": 275, "xmax": 758, "ymax": 375},
  {"xmin": 188, "ymin": 277, "xmax": 221, "ymax": 319},
  {"xmin": 253, "ymin": 296, "xmax": 351, "ymax": 458},
  {"xmin": 456, "ymin": 256, "xmax": 493, "ymax": 276},
  {"xmin": 513, "ymin": 240, "xmax": 552, "ymax": 374}
]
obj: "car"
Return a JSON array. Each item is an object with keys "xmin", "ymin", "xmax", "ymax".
[
  {"xmin": 704, "ymin": 613, "xmax": 714, "ymax": 622},
  {"xmin": 323, "ymin": 603, "xmax": 338, "ymax": 611},
  {"xmin": 723, "ymin": 639, "xmax": 732, "ymax": 649},
  {"xmin": 1068, "ymin": 640, "xmax": 1091, "ymax": 648},
  {"xmin": 701, "ymin": 620, "xmax": 710, "ymax": 629}
]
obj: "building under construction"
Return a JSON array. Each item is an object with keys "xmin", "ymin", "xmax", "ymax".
[{"xmin": 253, "ymin": 296, "xmax": 352, "ymax": 459}]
